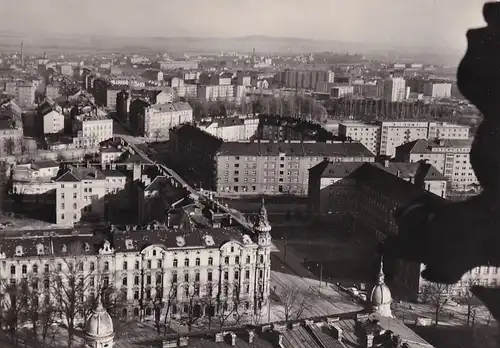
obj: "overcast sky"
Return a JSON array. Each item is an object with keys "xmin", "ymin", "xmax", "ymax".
[{"xmin": 0, "ymin": 0, "xmax": 488, "ymax": 50}]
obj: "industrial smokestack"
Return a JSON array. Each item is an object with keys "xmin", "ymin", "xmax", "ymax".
[{"xmin": 20, "ymin": 41, "xmax": 24, "ymax": 67}]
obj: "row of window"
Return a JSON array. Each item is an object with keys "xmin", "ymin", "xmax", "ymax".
[{"xmin": 8, "ymin": 254, "xmax": 266, "ymax": 275}]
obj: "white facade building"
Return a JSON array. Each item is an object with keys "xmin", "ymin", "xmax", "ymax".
[
  {"xmin": 73, "ymin": 111, "xmax": 113, "ymax": 148},
  {"xmin": 338, "ymin": 122, "xmax": 379, "ymax": 154},
  {"xmin": 423, "ymin": 82, "xmax": 452, "ymax": 98},
  {"xmin": 42, "ymin": 109, "xmax": 65, "ymax": 134},
  {"xmin": 383, "ymin": 77, "xmax": 406, "ymax": 102},
  {"xmin": 141, "ymin": 102, "xmax": 193, "ymax": 138},
  {"xmin": 197, "ymin": 117, "xmax": 259, "ymax": 141}
]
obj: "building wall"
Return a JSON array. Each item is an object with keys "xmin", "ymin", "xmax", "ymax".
[
  {"xmin": 17, "ymin": 85, "xmax": 36, "ymax": 108},
  {"xmin": 0, "ymin": 237, "xmax": 271, "ymax": 321},
  {"xmin": 338, "ymin": 124, "xmax": 379, "ymax": 155},
  {"xmin": 215, "ymin": 153, "xmax": 374, "ymax": 196},
  {"xmin": 198, "ymin": 85, "xmax": 235, "ymax": 101},
  {"xmin": 56, "ymin": 174, "xmax": 127, "ymax": 225},
  {"xmin": 423, "ymin": 83, "xmax": 452, "ymax": 98},
  {"xmin": 106, "ymin": 89, "xmax": 121, "ymax": 110},
  {"xmin": 43, "ymin": 110, "xmax": 65, "ymax": 134},
  {"xmin": 73, "ymin": 118, "xmax": 113, "ymax": 148},
  {"xmin": 383, "ymin": 78, "xmax": 406, "ymax": 102},
  {"xmin": 142, "ymin": 105, "xmax": 193, "ymax": 138}
]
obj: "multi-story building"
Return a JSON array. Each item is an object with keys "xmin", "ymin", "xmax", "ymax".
[
  {"xmin": 197, "ymin": 85, "xmax": 235, "ymax": 101},
  {"xmin": 72, "ymin": 109, "xmax": 113, "ymax": 148},
  {"xmin": 0, "ymin": 100, "xmax": 24, "ymax": 155},
  {"xmin": 16, "ymin": 83, "xmax": 36, "ymax": 108},
  {"xmin": 278, "ymin": 69, "xmax": 334, "ymax": 91},
  {"xmin": 130, "ymin": 101, "xmax": 193, "ymax": 138},
  {"xmin": 45, "ymin": 84, "xmax": 61, "ymax": 100},
  {"xmin": 423, "ymin": 82, "xmax": 452, "ymax": 98},
  {"xmin": 330, "ymin": 85, "xmax": 354, "ymax": 98},
  {"xmin": 395, "ymin": 138, "xmax": 477, "ymax": 190},
  {"xmin": 307, "ymin": 160, "xmax": 447, "ymax": 217},
  {"xmin": 0, "ymin": 198, "xmax": 272, "ymax": 322},
  {"xmin": 168, "ymin": 125, "xmax": 374, "ymax": 195},
  {"xmin": 377, "ymin": 121, "xmax": 470, "ymax": 158},
  {"xmin": 55, "ymin": 165, "xmax": 128, "ymax": 225},
  {"xmin": 338, "ymin": 122, "xmax": 379, "ymax": 155},
  {"xmin": 106, "ymin": 86, "xmax": 122, "ymax": 110},
  {"xmin": 197, "ymin": 116, "xmax": 259, "ymax": 141},
  {"xmin": 383, "ymin": 77, "xmax": 406, "ymax": 102}
]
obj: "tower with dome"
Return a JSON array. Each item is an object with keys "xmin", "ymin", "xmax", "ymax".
[
  {"xmin": 369, "ymin": 257, "xmax": 394, "ymax": 318},
  {"xmin": 84, "ymin": 298, "xmax": 115, "ymax": 348},
  {"xmin": 253, "ymin": 198, "xmax": 272, "ymax": 311}
]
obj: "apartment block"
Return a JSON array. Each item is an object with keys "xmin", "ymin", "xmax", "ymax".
[
  {"xmin": 338, "ymin": 122, "xmax": 379, "ymax": 154},
  {"xmin": 278, "ymin": 69, "xmax": 334, "ymax": 90},
  {"xmin": 16, "ymin": 83, "xmax": 36, "ymax": 108},
  {"xmin": 197, "ymin": 85, "xmax": 235, "ymax": 101},
  {"xmin": 55, "ymin": 165, "xmax": 128, "ymax": 225},
  {"xmin": 72, "ymin": 109, "xmax": 113, "ymax": 148},
  {"xmin": 130, "ymin": 101, "xmax": 193, "ymax": 138},
  {"xmin": 423, "ymin": 82, "xmax": 452, "ymax": 98},
  {"xmin": 378, "ymin": 121, "xmax": 470, "ymax": 158},
  {"xmin": 395, "ymin": 138, "xmax": 477, "ymax": 190},
  {"xmin": 383, "ymin": 77, "xmax": 406, "ymax": 102}
]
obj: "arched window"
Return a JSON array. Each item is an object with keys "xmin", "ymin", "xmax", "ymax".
[
  {"xmin": 104, "ymin": 261, "xmax": 109, "ymax": 271},
  {"xmin": 235, "ymin": 256, "xmax": 240, "ymax": 264},
  {"xmin": 173, "ymin": 259, "xmax": 178, "ymax": 267},
  {"xmin": 33, "ymin": 264, "xmax": 38, "ymax": 274},
  {"xmin": 208, "ymin": 257, "xmax": 213, "ymax": 266},
  {"xmin": 195, "ymin": 258, "xmax": 200, "ymax": 266},
  {"xmin": 184, "ymin": 258, "xmax": 189, "ymax": 267},
  {"xmin": 172, "ymin": 272, "xmax": 178, "ymax": 283},
  {"xmin": 224, "ymin": 256, "xmax": 229, "ymax": 265}
]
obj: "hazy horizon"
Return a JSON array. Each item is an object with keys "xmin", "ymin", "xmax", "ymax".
[{"xmin": 0, "ymin": 0, "xmax": 489, "ymax": 52}]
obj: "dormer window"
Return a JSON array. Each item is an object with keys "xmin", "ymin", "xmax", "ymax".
[
  {"xmin": 36, "ymin": 243, "xmax": 45, "ymax": 256},
  {"xmin": 15, "ymin": 246, "xmax": 24, "ymax": 257},
  {"xmin": 61, "ymin": 244, "xmax": 67, "ymax": 253},
  {"xmin": 84, "ymin": 243, "xmax": 90, "ymax": 252}
]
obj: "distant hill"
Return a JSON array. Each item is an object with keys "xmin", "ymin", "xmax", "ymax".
[{"xmin": 0, "ymin": 32, "xmax": 461, "ymax": 65}]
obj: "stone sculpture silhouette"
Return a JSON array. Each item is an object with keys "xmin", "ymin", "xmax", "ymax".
[{"xmin": 379, "ymin": 1, "xmax": 500, "ymax": 322}]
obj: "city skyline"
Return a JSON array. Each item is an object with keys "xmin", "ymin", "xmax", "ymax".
[{"xmin": 0, "ymin": 0, "xmax": 488, "ymax": 51}]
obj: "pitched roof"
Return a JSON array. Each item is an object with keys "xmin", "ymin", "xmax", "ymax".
[
  {"xmin": 217, "ymin": 142, "xmax": 374, "ymax": 158},
  {"xmin": 397, "ymin": 138, "xmax": 474, "ymax": 155}
]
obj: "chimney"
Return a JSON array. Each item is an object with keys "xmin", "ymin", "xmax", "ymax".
[
  {"xmin": 215, "ymin": 332, "xmax": 224, "ymax": 343},
  {"xmin": 383, "ymin": 159, "xmax": 389, "ymax": 168},
  {"xmin": 272, "ymin": 332, "xmax": 283, "ymax": 347},
  {"xmin": 226, "ymin": 332, "xmax": 236, "ymax": 346},
  {"xmin": 409, "ymin": 174, "xmax": 415, "ymax": 184},
  {"xmin": 331, "ymin": 325, "xmax": 343, "ymax": 342},
  {"xmin": 246, "ymin": 329, "xmax": 255, "ymax": 343},
  {"xmin": 396, "ymin": 170, "xmax": 401, "ymax": 178},
  {"xmin": 365, "ymin": 333, "xmax": 374, "ymax": 348}
]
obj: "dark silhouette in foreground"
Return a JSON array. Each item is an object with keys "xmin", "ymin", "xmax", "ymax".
[{"xmin": 379, "ymin": 1, "xmax": 500, "ymax": 324}]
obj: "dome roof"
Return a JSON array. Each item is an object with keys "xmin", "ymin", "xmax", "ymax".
[
  {"xmin": 370, "ymin": 257, "xmax": 392, "ymax": 306},
  {"xmin": 370, "ymin": 282, "xmax": 392, "ymax": 306},
  {"xmin": 84, "ymin": 301, "xmax": 114, "ymax": 339}
]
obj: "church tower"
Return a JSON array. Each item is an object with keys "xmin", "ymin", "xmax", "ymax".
[
  {"xmin": 369, "ymin": 257, "xmax": 393, "ymax": 318},
  {"xmin": 84, "ymin": 298, "xmax": 115, "ymax": 348},
  {"xmin": 253, "ymin": 198, "xmax": 272, "ymax": 310}
]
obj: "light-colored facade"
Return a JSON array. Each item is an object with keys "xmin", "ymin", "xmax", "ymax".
[
  {"xmin": 173, "ymin": 85, "xmax": 198, "ymax": 99},
  {"xmin": 73, "ymin": 112, "xmax": 113, "ymax": 148},
  {"xmin": 17, "ymin": 84, "xmax": 36, "ymax": 108},
  {"xmin": 338, "ymin": 122, "xmax": 379, "ymax": 154},
  {"xmin": 423, "ymin": 82, "xmax": 452, "ymax": 98},
  {"xmin": 278, "ymin": 69, "xmax": 334, "ymax": 91},
  {"xmin": 141, "ymin": 102, "xmax": 193, "ymax": 138},
  {"xmin": 378, "ymin": 121, "xmax": 470, "ymax": 158},
  {"xmin": 396, "ymin": 138, "xmax": 477, "ymax": 190},
  {"xmin": 383, "ymin": 77, "xmax": 406, "ymax": 102},
  {"xmin": 330, "ymin": 85, "xmax": 354, "ymax": 98},
  {"xmin": 198, "ymin": 117, "xmax": 259, "ymax": 141},
  {"xmin": 55, "ymin": 166, "xmax": 127, "ymax": 225},
  {"xmin": 0, "ymin": 201, "xmax": 272, "ymax": 323},
  {"xmin": 42, "ymin": 109, "xmax": 65, "ymax": 134},
  {"xmin": 198, "ymin": 85, "xmax": 235, "ymax": 101},
  {"xmin": 215, "ymin": 141, "xmax": 375, "ymax": 196}
]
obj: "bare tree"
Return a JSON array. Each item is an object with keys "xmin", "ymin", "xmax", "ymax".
[
  {"xmin": 203, "ymin": 293, "xmax": 216, "ymax": 330},
  {"xmin": 50, "ymin": 258, "xmax": 93, "ymax": 348},
  {"xmin": 460, "ymin": 279, "xmax": 482, "ymax": 327},
  {"xmin": 215, "ymin": 298, "xmax": 236, "ymax": 329},
  {"xmin": 232, "ymin": 300, "xmax": 248, "ymax": 326},
  {"xmin": 184, "ymin": 285, "xmax": 203, "ymax": 332},
  {"xmin": 278, "ymin": 286, "xmax": 310, "ymax": 323},
  {"xmin": 17, "ymin": 138, "xmax": 28, "ymax": 157},
  {"xmin": 39, "ymin": 300, "xmax": 58, "ymax": 347},
  {"xmin": 251, "ymin": 305, "xmax": 264, "ymax": 325},
  {"xmin": 162, "ymin": 278, "xmax": 178, "ymax": 334},
  {"xmin": 153, "ymin": 128, "xmax": 162, "ymax": 142},
  {"xmin": 1, "ymin": 279, "xmax": 27, "ymax": 343},
  {"xmin": 18, "ymin": 277, "xmax": 42, "ymax": 341},
  {"xmin": 4, "ymin": 138, "xmax": 16, "ymax": 156},
  {"xmin": 420, "ymin": 282, "xmax": 450, "ymax": 326}
]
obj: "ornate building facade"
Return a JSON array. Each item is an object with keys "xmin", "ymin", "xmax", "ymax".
[{"xmin": 0, "ymin": 199, "xmax": 273, "ymax": 322}]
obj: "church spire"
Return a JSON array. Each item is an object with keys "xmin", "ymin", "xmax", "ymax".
[
  {"xmin": 377, "ymin": 255, "xmax": 385, "ymax": 285},
  {"xmin": 254, "ymin": 198, "xmax": 271, "ymax": 233}
]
